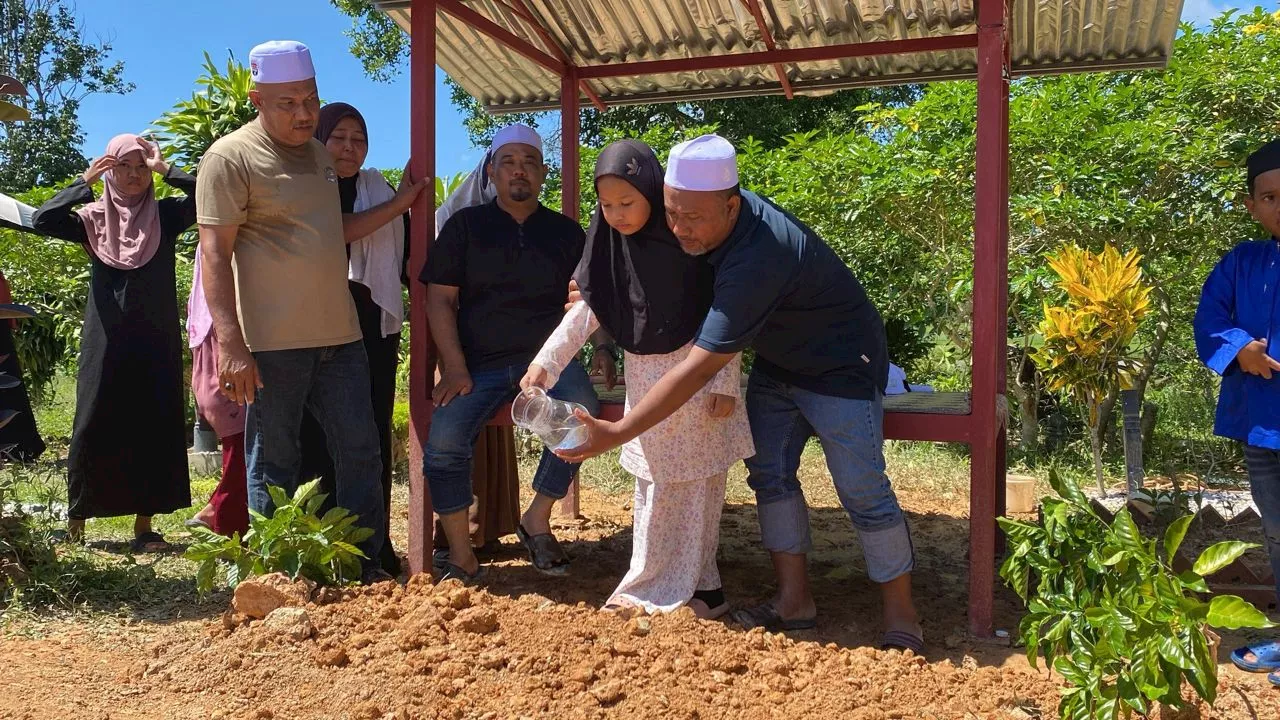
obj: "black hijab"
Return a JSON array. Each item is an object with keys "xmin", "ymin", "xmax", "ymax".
[
  {"xmin": 575, "ymin": 140, "xmax": 714, "ymax": 356},
  {"xmin": 315, "ymin": 102, "xmax": 367, "ymax": 145}
]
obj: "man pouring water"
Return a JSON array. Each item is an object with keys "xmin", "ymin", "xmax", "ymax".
[{"xmin": 420, "ymin": 124, "xmax": 598, "ymax": 583}]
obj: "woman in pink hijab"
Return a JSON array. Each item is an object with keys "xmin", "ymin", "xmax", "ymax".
[{"xmin": 33, "ymin": 134, "xmax": 195, "ymax": 552}]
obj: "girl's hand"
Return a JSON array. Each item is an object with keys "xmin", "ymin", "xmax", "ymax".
[
  {"xmin": 137, "ymin": 137, "xmax": 169, "ymax": 175},
  {"xmin": 82, "ymin": 155, "xmax": 117, "ymax": 185},
  {"xmin": 706, "ymin": 393, "xmax": 735, "ymax": 418},
  {"xmin": 520, "ymin": 363, "xmax": 553, "ymax": 391}
]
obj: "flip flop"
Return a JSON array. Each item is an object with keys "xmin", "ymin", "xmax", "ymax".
[
  {"xmin": 881, "ymin": 628, "xmax": 926, "ymax": 654},
  {"xmin": 515, "ymin": 524, "xmax": 570, "ymax": 576},
  {"xmin": 1231, "ymin": 641, "xmax": 1280, "ymax": 672},
  {"xmin": 690, "ymin": 589, "xmax": 731, "ymax": 620},
  {"xmin": 439, "ymin": 562, "xmax": 486, "ymax": 586},
  {"xmin": 129, "ymin": 531, "xmax": 171, "ymax": 554},
  {"xmin": 730, "ymin": 602, "xmax": 816, "ymax": 632},
  {"xmin": 183, "ymin": 517, "xmax": 211, "ymax": 531}
]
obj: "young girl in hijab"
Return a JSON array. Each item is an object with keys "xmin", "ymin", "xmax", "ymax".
[
  {"xmin": 33, "ymin": 135, "xmax": 194, "ymax": 551},
  {"xmin": 522, "ymin": 140, "xmax": 754, "ymax": 618}
]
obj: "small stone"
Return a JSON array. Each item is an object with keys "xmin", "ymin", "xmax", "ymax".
[
  {"xmin": 448, "ymin": 588, "xmax": 473, "ymax": 610},
  {"xmin": 590, "ymin": 681, "xmax": 625, "ymax": 705},
  {"xmin": 262, "ymin": 607, "xmax": 314, "ymax": 641},
  {"xmin": 626, "ymin": 616, "xmax": 652, "ymax": 637},
  {"xmin": 961, "ymin": 655, "xmax": 979, "ymax": 671},
  {"xmin": 232, "ymin": 573, "xmax": 315, "ymax": 619},
  {"xmin": 454, "ymin": 607, "xmax": 499, "ymax": 635}
]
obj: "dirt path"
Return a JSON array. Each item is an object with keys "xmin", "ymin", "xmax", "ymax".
[{"xmin": 1, "ymin": 483, "xmax": 1277, "ymax": 719}]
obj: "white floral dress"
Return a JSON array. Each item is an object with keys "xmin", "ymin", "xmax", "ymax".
[{"xmin": 533, "ymin": 301, "xmax": 755, "ymax": 612}]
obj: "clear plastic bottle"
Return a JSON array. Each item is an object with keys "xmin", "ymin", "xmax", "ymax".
[{"xmin": 511, "ymin": 387, "xmax": 590, "ymax": 452}]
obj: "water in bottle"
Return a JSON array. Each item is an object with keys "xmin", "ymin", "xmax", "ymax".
[{"xmin": 511, "ymin": 387, "xmax": 590, "ymax": 452}]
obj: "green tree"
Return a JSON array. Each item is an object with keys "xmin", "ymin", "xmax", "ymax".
[
  {"xmin": 150, "ymin": 52, "xmax": 257, "ymax": 173},
  {"xmin": 0, "ymin": 0, "xmax": 133, "ymax": 192}
]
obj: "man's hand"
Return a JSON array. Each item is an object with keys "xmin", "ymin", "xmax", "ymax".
[
  {"xmin": 394, "ymin": 162, "xmax": 430, "ymax": 213},
  {"xmin": 1236, "ymin": 339, "xmax": 1280, "ymax": 379},
  {"xmin": 82, "ymin": 155, "xmax": 117, "ymax": 185},
  {"xmin": 591, "ymin": 349, "xmax": 618, "ymax": 390},
  {"xmin": 138, "ymin": 137, "xmax": 169, "ymax": 176},
  {"xmin": 565, "ymin": 279, "xmax": 582, "ymax": 312},
  {"xmin": 433, "ymin": 367, "xmax": 473, "ymax": 407},
  {"xmin": 552, "ymin": 409, "xmax": 624, "ymax": 463},
  {"xmin": 217, "ymin": 340, "xmax": 262, "ymax": 404},
  {"xmin": 520, "ymin": 363, "xmax": 553, "ymax": 391},
  {"xmin": 706, "ymin": 393, "xmax": 735, "ymax": 418}
]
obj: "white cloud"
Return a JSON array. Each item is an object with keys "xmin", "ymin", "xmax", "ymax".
[{"xmin": 1180, "ymin": 0, "xmax": 1245, "ymax": 27}]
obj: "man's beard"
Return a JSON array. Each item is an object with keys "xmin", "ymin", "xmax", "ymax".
[{"xmin": 510, "ymin": 187, "xmax": 533, "ymax": 202}]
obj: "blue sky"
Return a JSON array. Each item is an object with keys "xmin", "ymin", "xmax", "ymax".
[
  {"xmin": 78, "ymin": 0, "xmax": 480, "ymax": 177},
  {"xmin": 77, "ymin": 0, "xmax": 1248, "ymax": 179}
]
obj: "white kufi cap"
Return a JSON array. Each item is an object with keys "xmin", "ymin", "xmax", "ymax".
[
  {"xmin": 249, "ymin": 40, "xmax": 316, "ymax": 84},
  {"xmin": 664, "ymin": 134, "xmax": 738, "ymax": 191},
  {"xmin": 490, "ymin": 123, "xmax": 543, "ymax": 158}
]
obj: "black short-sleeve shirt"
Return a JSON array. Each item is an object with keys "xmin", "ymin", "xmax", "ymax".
[
  {"xmin": 421, "ymin": 200, "xmax": 586, "ymax": 372},
  {"xmin": 694, "ymin": 190, "xmax": 888, "ymax": 399}
]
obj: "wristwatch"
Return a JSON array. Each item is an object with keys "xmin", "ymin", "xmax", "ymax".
[{"xmin": 597, "ymin": 343, "xmax": 621, "ymax": 363}]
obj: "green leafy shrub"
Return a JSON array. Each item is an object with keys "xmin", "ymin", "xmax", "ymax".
[
  {"xmin": 185, "ymin": 480, "xmax": 372, "ymax": 592},
  {"xmin": 999, "ymin": 471, "xmax": 1274, "ymax": 719}
]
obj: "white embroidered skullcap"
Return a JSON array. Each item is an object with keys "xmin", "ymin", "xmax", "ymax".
[
  {"xmin": 490, "ymin": 123, "xmax": 543, "ymax": 159},
  {"xmin": 664, "ymin": 134, "xmax": 738, "ymax": 191},
  {"xmin": 249, "ymin": 41, "xmax": 316, "ymax": 84}
]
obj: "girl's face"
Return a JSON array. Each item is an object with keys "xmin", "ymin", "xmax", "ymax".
[
  {"xmin": 325, "ymin": 115, "xmax": 369, "ymax": 179},
  {"xmin": 597, "ymin": 175, "xmax": 651, "ymax": 236},
  {"xmin": 111, "ymin": 150, "xmax": 151, "ymax": 195}
]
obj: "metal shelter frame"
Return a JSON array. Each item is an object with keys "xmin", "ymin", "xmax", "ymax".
[{"xmin": 401, "ymin": 0, "xmax": 1011, "ymax": 638}]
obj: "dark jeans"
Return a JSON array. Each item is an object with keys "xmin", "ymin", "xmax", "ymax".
[
  {"xmin": 300, "ymin": 330, "xmax": 401, "ymax": 573},
  {"xmin": 245, "ymin": 340, "xmax": 385, "ymax": 566},
  {"xmin": 424, "ymin": 359, "xmax": 599, "ymax": 516},
  {"xmin": 1243, "ymin": 445, "xmax": 1280, "ymax": 605}
]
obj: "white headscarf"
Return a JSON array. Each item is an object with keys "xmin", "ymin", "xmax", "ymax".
[{"xmin": 434, "ymin": 150, "xmax": 495, "ymax": 235}]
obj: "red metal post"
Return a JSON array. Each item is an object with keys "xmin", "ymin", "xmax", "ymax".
[
  {"xmin": 969, "ymin": 0, "xmax": 1010, "ymax": 638},
  {"xmin": 408, "ymin": 0, "xmax": 438, "ymax": 576},
  {"xmin": 559, "ymin": 69, "xmax": 582, "ymax": 519},
  {"xmin": 739, "ymin": 0, "xmax": 793, "ymax": 99}
]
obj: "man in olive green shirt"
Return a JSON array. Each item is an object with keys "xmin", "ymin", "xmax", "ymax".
[{"xmin": 197, "ymin": 40, "xmax": 388, "ymax": 582}]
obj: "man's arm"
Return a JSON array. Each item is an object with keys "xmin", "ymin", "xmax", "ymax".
[
  {"xmin": 425, "ymin": 283, "xmax": 472, "ymax": 406},
  {"xmin": 554, "ymin": 347, "xmax": 734, "ymax": 462},
  {"xmin": 199, "ymin": 224, "xmax": 261, "ymax": 403}
]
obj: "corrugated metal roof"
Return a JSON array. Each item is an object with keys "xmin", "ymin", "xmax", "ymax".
[{"xmin": 375, "ymin": 0, "xmax": 1185, "ymax": 113}]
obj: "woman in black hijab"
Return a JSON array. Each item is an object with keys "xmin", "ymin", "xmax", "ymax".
[
  {"xmin": 298, "ymin": 102, "xmax": 425, "ymax": 575},
  {"xmin": 521, "ymin": 139, "xmax": 754, "ymax": 619}
]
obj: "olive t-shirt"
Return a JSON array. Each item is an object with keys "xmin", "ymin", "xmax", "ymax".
[{"xmin": 196, "ymin": 119, "xmax": 361, "ymax": 352}]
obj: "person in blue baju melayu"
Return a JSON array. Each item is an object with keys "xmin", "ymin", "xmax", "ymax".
[{"xmin": 1195, "ymin": 139, "xmax": 1280, "ymax": 685}]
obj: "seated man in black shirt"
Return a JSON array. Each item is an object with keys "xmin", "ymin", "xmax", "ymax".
[{"xmin": 421, "ymin": 124, "xmax": 598, "ymax": 582}]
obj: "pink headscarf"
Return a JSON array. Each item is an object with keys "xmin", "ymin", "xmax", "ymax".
[{"xmin": 75, "ymin": 133, "xmax": 162, "ymax": 270}]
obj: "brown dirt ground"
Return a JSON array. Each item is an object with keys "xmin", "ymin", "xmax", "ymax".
[{"xmin": 1, "ymin": 457, "xmax": 1278, "ymax": 719}]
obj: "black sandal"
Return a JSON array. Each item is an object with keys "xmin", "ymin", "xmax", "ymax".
[
  {"xmin": 690, "ymin": 589, "xmax": 730, "ymax": 620},
  {"xmin": 439, "ymin": 562, "xmax": 487, "ymax": 585},
  {"xmin": 129, "ymin": 531, "xmax": 172, "ymax": 554},
  {"xmin": 730, "ymin": 602, "xmax": 816, "ymax": 632},
  {"xmin": 515, "ymin": 524, "xmax": 570, "ymax": 576},
  {"xmin": 880, "ymin": 628, "xmax": 926, "ymax": 654}
]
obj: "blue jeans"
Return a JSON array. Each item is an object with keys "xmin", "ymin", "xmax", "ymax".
[
  {"xmin": 1243, "ymin": 446, "xmax": 1280, "ymax": 604},
  {"xmin": 425, "ymin": 359, "xmax": 600, "ymax": 516},
  {"xmin": 744, "ymin": 372, "xmax": 914, "ymax": 583},
  {"xmin": 245, "ymin": 341, "xmax": 385, "ymax": 566}
]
